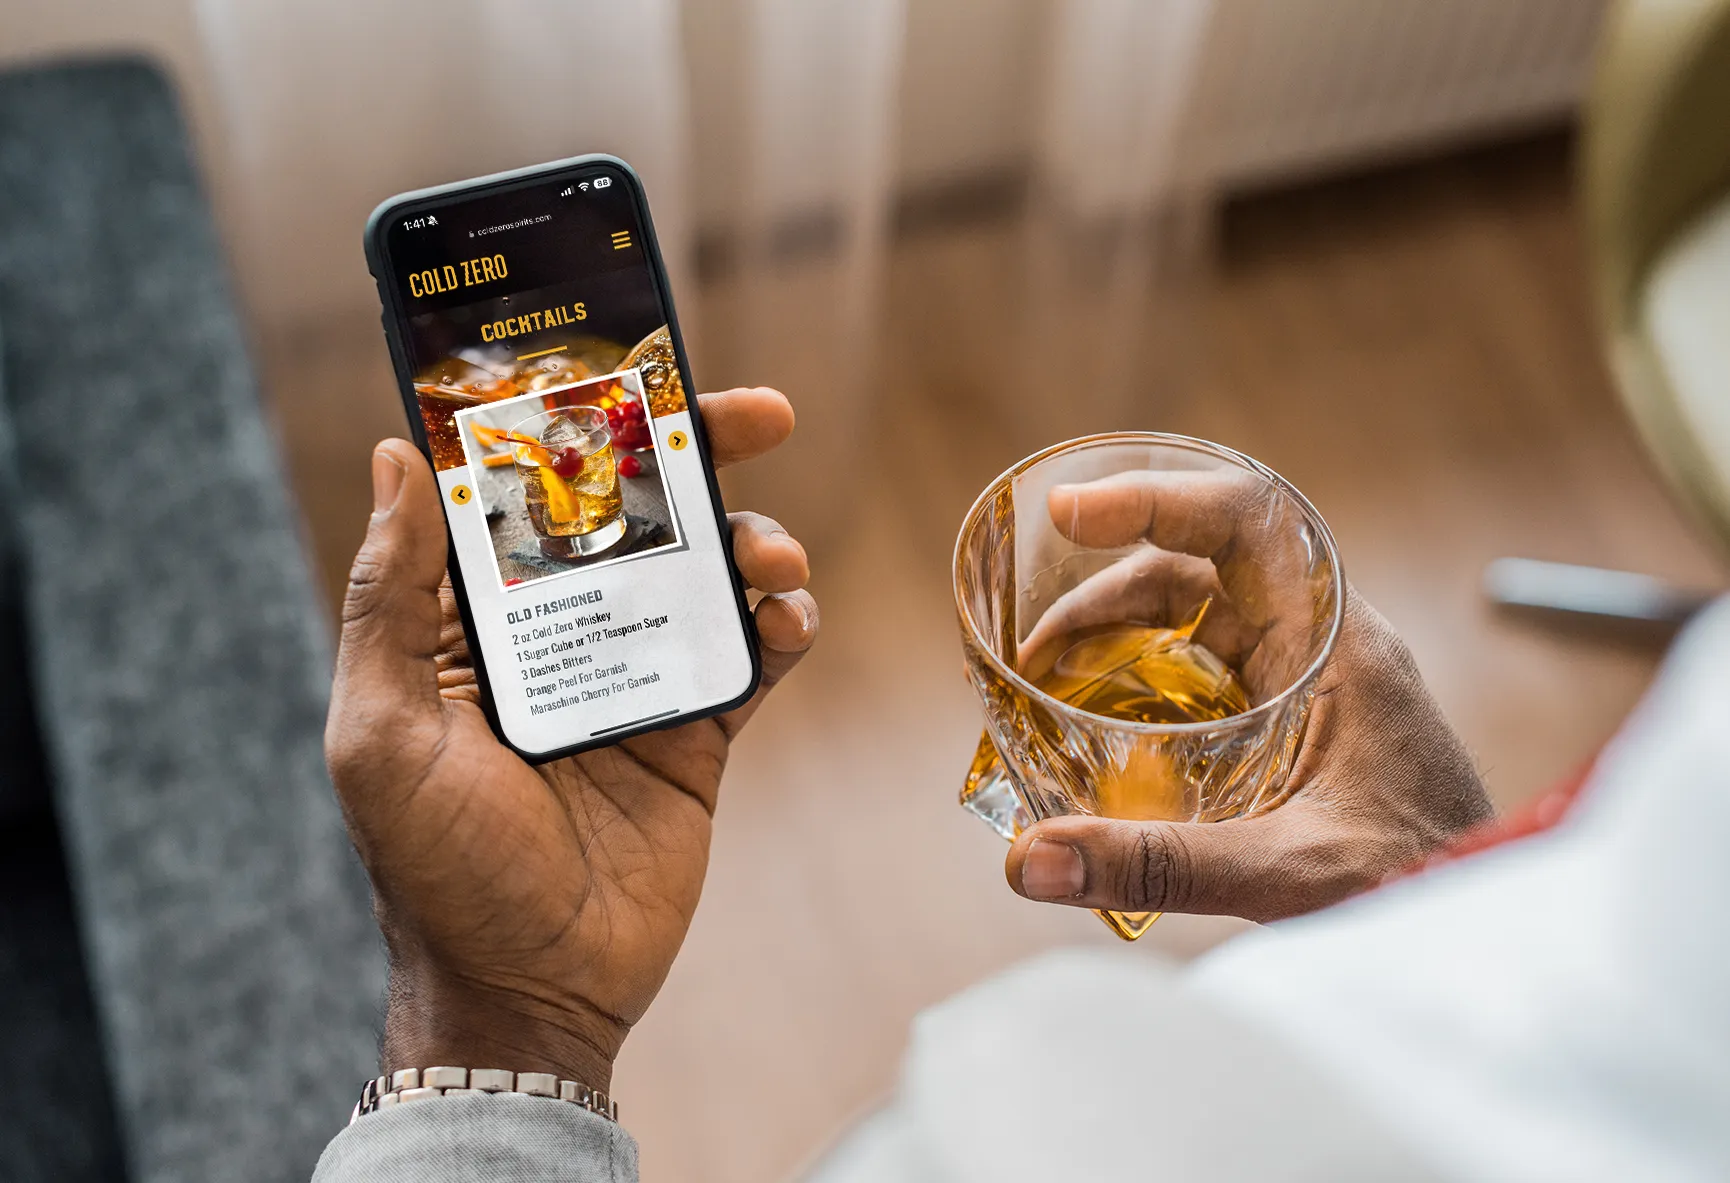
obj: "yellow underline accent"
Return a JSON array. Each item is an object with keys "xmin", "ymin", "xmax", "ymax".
[{"xmin": 515, "ymin": 345, "xmax": 567, "ymax": 361}]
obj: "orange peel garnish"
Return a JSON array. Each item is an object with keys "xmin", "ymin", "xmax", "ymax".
[{"xmin": 540, "ymin": 466, "xmax": 582, "ymax": 523}]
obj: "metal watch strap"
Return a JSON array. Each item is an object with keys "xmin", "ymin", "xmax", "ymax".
[{"xmin": 350, "ymin": 1067, "xmax": 618, "ymax": 1125}]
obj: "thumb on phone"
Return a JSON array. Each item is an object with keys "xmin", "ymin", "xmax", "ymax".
[{"xmin": 328, "ymin": 439, "xmax": 450, "ymax": 751}]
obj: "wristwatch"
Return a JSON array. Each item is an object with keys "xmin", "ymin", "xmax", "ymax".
[{"xmin": 350, "ymin": 1067, "xmax": 617, "ymax": 1125}]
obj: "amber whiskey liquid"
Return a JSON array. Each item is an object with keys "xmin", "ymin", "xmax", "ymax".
[
  {"xmin": 1027, "ymin": 619, "xmax": 1247, "ymax": 724},
  {"xmin": 1019, "ymin": 604, "xmax": 1249, "ymax": 822}
]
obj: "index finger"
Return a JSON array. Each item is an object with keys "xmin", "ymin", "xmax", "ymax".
[
  {"xmin": 698, "ymin": 387, "xmax": 795, "ymax": 468},
  {"xmin": 1047, "ymin": 466, "xmax": 1327, "ymax": 659},
  {"xmin": 1016, "ymin": 546, "xmax": 1264, "ymax": 674},
  {"xmin": 1047, "ymin": 469, "xmax": 1265, "ymax": 558}
]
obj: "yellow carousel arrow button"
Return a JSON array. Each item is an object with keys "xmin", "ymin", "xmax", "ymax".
[
  {"xmin": 449, "ymin": 483, "xmax": 474, "ymax": 506},
  {"xmin": 667, "ymin": 431, "xmax": 689, "ymax": 451}
]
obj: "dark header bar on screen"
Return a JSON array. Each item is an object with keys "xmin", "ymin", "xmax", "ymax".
[{"xmin": 385, "ymin": 166, "xmax": 645, "ymax": 315}]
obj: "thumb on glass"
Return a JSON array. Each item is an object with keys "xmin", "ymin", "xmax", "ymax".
[{"xmin": 1005, "ymin": 811, "xmax": 1313, "ymax": 922}]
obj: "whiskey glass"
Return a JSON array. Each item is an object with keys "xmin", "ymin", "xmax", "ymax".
[
  {"xmin": 953, "ymin": 433, "xmax": 1344, "ymax": 940},
  {"xmin": 510, "ymin": 406, "xmax": 626, "ymax": 555}
]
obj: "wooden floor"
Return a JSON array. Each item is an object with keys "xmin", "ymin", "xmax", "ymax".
[{"xmin": 263, "ymin": 133, "xmax": 1725, "ymax": 1183}]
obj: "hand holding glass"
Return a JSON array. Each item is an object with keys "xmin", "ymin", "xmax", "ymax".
[{"xmin": 954, "ymin": 434, "xmax": 1343, "ymax": 939}]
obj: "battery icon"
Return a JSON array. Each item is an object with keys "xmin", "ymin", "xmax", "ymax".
[{"xmin": 591, "ymin": 176, "xmax": 613, "ymax": 189}]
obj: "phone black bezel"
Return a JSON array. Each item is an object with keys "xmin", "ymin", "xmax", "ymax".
[{"xmin": 364, "ymin": 154, "xmax": 762, "ymax": 765}]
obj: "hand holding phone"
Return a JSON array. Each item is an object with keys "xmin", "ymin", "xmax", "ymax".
[
  {"xmin": 367, "ymin": 156, "xmax": 761, "ymax": 761},
  {"xmin": 325, "ymin": 389, "xmax": 816, "ymax": 1092}
]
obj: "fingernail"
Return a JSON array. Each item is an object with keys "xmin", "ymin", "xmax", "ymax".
[
  {"xmin": 1021, "ymin": 839, "xmax": 1085, "ymax": 899},
  {"xmin": 784, "ymin": 594, "xmax": 809, "ymax": 632},
  {"xmin": 372, "ymin": 447, "xmax": 406, "ymax": 513}
]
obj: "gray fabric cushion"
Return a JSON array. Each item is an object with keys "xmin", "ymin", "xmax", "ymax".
[
  {"xmin": 0, "ymin": 57, "xmax": 385, "ymax": 1181},
  {"xmin": 0, "ymin": 807, "xmax": 128, "ymax": 1182},
  {"xmin": 0, "ymin": 315, "xmax": 121, "ymax": 1182},
  {"xmin": 0, "ymin": 314, "xmax": 52, "ymax": 823}
]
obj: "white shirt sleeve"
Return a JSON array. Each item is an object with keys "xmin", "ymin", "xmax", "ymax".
[
  {"xmin": 1191, "ymin": 599, "xmax": 1730, "ymax": 1182},
  {"xmin": 806, "ymin": 948, "xmax": 1436, "ymax": 1183}
]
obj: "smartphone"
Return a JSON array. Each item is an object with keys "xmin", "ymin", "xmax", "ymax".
[{"xmin": 365, "ymin": 155, "xmax": 759, "ymax": 762}]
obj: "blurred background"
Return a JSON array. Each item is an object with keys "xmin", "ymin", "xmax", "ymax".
[{"xmin": 6, "ymin": 0, "xmax": 1729, "ymax": 1180}]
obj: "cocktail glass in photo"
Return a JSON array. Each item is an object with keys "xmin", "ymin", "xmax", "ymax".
[{"xmin": 509, "ymin": 406, "xmax": 627, "ymax": 555}]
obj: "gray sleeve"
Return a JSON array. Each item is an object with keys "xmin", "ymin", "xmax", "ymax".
[{"xmin": 313, "ymin": 1095, "xmax": 638, "ymax": 1183}]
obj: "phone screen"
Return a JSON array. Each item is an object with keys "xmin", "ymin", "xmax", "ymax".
[{"xmin": 373, "ymin": 161, "xmax": 756, "ymax": 759}]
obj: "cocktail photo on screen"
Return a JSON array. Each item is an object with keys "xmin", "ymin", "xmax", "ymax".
[{"xmin": 455, "ymin": 369, "xmax": 681, "ymax": 589}]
